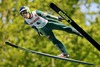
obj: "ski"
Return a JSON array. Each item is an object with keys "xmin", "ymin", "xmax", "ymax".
[
  {"xmin": 50, "ymin": 3, "xmax": 100, "ymax": 51},
  {"xmin": 5, "ymin": 41, "xmax": 94, "ymax": 66}
]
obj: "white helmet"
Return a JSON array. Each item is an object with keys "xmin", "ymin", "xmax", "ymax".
[{"xmin": 19, "ymin": 6, "xmax": 31, "ymax": 15}]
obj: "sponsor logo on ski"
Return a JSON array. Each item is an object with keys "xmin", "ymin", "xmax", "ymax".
[{"xmin": 58, "ymin": 11, "xmax": 72, "ymax": 23}]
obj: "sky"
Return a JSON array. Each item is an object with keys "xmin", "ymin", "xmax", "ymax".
[{"xmin": 78, "ymin": 0, "xmax": 100, "ymax": 26}]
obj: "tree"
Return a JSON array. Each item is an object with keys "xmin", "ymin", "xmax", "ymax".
[{"xmin": 0, "ymin": 0, "xmax": 100, "ymax": 67}]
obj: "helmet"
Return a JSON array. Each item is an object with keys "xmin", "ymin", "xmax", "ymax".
[{"xmin": 19, "ymin": 6, "xmax": 31, "ymax": 15}]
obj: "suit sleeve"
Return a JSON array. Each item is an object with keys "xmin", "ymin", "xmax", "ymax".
[
  {"xmin": 36, "ymin": 10, "xmax": 58, "ymax": 20},
  {"xmin": 24, "ymin": 20, "xmax": 28, "ymax": 25}
]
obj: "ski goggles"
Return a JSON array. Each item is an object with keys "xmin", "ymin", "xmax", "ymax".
[{"xmin": 20, "ymin": 10, "xmax": 28, "ymax": 15}]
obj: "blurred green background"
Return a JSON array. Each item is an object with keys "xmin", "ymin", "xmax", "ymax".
[{"xmin": 0, "ymin": 0, "xmax": 100, "ymax": 67}]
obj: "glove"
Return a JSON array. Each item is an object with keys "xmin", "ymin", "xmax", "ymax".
[
  {"xmin": 32, "ymin": 26, "xmax": 43, "ymax": 36},
  {"xmin": 37, "ymin": 31, "xmax": 43, "ymax": 36},
  {"xmin": 58, "ymin": 16, "xmax": 64, "ymax": 21}
]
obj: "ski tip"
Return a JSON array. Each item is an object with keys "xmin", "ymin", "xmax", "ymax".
[
  {"xmin": 50, "ymin": 3, "xmax": 55, "ymax": 8},
  {"xmin": 5, "ymin": 41, "xmax": 18, "ymax": 48},
  {"xmin": 50, "ymin": 3, "xmax": 60, "ymax": 13},
  {"xmin": 5, "ymin": 41, "xmax": 10, "ymax": 44}
]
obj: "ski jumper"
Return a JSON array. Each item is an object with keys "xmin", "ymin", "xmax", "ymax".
[{"xmin": 24, "ymin": 10, "xmax": 82, "ymax": 56}]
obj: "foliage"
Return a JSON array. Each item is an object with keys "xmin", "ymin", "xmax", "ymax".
[{"xmin": 0, "ymin": 0, "xmax": 100, "ymax": 67}]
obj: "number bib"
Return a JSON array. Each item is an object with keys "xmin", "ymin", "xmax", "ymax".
[{"xmin": 25, "ymin": 11, "xmax": 48, "ymax": 28}]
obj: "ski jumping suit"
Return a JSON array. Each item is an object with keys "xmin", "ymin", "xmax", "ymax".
[{"xmin": 24, "ymin": 10, "xmax": 82, "ymax": 56}]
